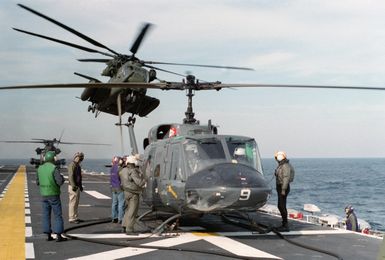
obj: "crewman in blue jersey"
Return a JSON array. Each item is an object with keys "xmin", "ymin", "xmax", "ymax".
[{"xmin": 36, "ymin": 151, "xmax": 67, "ymax": 242}]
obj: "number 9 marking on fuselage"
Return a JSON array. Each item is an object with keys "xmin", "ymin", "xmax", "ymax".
[{"xmin": 239, "ymin": 188, "xmax": 251, "ymax": 200}]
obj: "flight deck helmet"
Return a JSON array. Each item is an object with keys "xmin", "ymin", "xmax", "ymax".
[
  {"xmin": 126, "ymin": 155, "xmax": 137, "ymax": 165},
  {"xmin": 74, "ymin": 152, "xmax": 84, "ymax": 161},
  {"xmin": 274, "ymin": 151, "xmax": 287, "ymax": 162},
  {"xmin": 44, "ymin": 151, "xmax": 56, "ymax": 162}
]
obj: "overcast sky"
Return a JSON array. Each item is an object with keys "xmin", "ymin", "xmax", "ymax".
[{"xmin": 1, "ymin": 0, "xmax": 385, "ymax": 160}]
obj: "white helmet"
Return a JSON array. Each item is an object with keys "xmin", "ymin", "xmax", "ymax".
[
  {"xmin": 234, "ymin": 147, "xmax": 246, "ymax": 156},
  {"xmin": 274, "ymin": 151, "xmax": 286, "ymax": 162},
  {"xmin": 126, "ymin": 155, "xmax": 137, "ymax": 165}
]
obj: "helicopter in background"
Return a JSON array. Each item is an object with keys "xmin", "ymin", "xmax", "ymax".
[
  {"xmin": 11, "ymin": 4, "xmax": 252, "ymax": 120},
  {"xmin": 0, "ymin": 136, "xmax": 109, "ymax": 168}
]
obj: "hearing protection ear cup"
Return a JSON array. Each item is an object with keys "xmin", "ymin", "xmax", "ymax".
[{"xmin": 276, "ymin": 154, "xmax": 285, "ymax": 161}]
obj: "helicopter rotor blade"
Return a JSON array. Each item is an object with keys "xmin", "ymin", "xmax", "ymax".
[
  {"xmin": 74, "ymin": 72, "xmax": 101, "ymax": 83},
  {"xmin": 17, "ymin": 4, "xmax": 120, "ymax": 56},
  {"xmin": 13, "ymin": 28, "xmax": 115, "ymax": 58},
  {"xmin": 130, "ymin": 23, "xmax": 152, "ymax": 56},
  {"xmin": 143, "ymin": 64, "xmax": 187, "ymax": 77},
  {"xmin": 58, "ymin": 130, "xmax": 65, "ymax": 143},
  {"xmin": 3, "ymin": 81, "xmax": 385, "ymax": 92},
  {"xmin": 58, "ymin": 141, "xmax": 110, "ymax": 145},
  {"xmin": 0, "ymin": 140, "xmax": 44, "ymax": 144},
  {"xmin": 0, "ymin": 82, "xmax": 169, "ymax": 90},
  {"xmin": 78, "ymin": 59, "xmax": 112, "ymax": 63},
  {"xmin": 142, "ymin": 61, "xmax": 254, "ymax": 71},
  {"xmin": 215, "ymin": 83, "xmax": 385, "ymax": 91}
]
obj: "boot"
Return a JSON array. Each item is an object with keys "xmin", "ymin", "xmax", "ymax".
[
  {"xmin": 46, "ymin": 233, "xmax": 54, "ymax": 241},
  {"xmin": 56, "ymin": 234, "xmax": 68, "ymax": 242},
  {"xmin": 277, "ymin": 223, "xmax": 290, "ymax": 232}
]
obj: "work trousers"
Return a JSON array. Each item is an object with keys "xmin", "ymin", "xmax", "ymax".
[
  {"xmin": 68, "ymin": 185, "xmax": 80, "ymax": 221},
  {"xmin": 42, "ymin": 196, "xmax": 64, "ymax": 234},
  {"xmin": 122, "ymin": 191, "xmax": 139, "ymax": 232},
  {"xmin": 111, "ymin": 190, "xmax": 125, "ymax": 221},
  {"xmin": 276, "ymin": 184, "xmax": 290, "ymax": 225}
]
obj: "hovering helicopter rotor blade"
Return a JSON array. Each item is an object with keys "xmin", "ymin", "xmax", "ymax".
[
  {"xmin": 0, "ymin": 82, "xmax": 169, "ymax": 90},
  {"xmin": 74, "ymin": 72, "xmax": 101, "ymax": 83},
  {"xmin": 143, "ymin": 64, "xmax": 186, "ymax": 77},
  {"xmin": 78, "ymin": 59, "xmax": 112, "ymax": 63},
  {"xmin": 58, "ymin": 141, "xmax": 110, "ymax": 145},
  {"xmin": 58, "ymin": 130, "xmax": 65, "ymax": 143},
  {"xmin": 130, "ymin": 23, "xmax": 152, "ymax": 56},
  {"xmin": 143, "ymin": 61, "xmax": 254, "ymax": 71},
  {"xmin": 31, "ymin": 138, "xmax": 48, "ymax": 141},
  {"xmin": 12, "ymin": 28, "xmax": 114, "ymax": 58},
  {"xmin": 17, "ymin": 4, "xmax": 120, "ymax": 56},
  {"xmin": 0, "ymin": 140, "xmax": 44, "ymax": 144}
]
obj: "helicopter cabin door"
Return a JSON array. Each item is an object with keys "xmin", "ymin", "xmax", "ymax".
[
  {"xmin": 159, "ymin": 143, "xmax": 186, "ymax": 211},
  {"xmin": 142, "ymin": 146, "xmax": 163, "ymax": 207}
]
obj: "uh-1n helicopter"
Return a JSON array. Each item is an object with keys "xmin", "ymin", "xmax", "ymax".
[{"xmin": 0, "ymin": 135, "xmax": 109, "ymax": 168}]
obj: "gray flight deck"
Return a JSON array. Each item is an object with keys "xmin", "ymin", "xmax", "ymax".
[{"xmin": 0, "ymin": 165, "xmax": 382, "ymax": 260}]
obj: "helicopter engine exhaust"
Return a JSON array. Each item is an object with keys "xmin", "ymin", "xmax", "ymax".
[{"xmin": 185, "ymin": 163, "xmax": 271, "ymax": 213}]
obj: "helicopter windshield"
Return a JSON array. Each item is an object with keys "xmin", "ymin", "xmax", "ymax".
[
  {"xmin": 183, "ymin": 137, "xmax": 263, "ymax": 175},
  {"xmin": 226, "ymin": 137, "xmax": 263, "ymax": 173},
  {"xmin": 183, "ymin": 138, "xmax": 226, "ymax": 174}
]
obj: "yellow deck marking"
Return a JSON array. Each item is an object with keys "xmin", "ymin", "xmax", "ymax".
[
  {"xmin": 192, "ymin": 232, "xmax": 217, "ymax": 237},
  {"xmin": 0, "ymin": 166, "xmax": 26, "ymax": 259}
]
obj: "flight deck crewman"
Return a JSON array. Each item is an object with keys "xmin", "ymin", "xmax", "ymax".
[
  {"xmin": 274, "ymin": 150, "xmax": 295, "ymax": 232},
  {"xmin": 345, "ymin": 205, "xmax": 359, "ymax": 232},
  {"xmin": 68, "ymin": 152, "xmax": 84, "ymax": 224},
  {"xmin": 36, "ymin": 151, "xmax": 67, "ymax": 242},
  {"xmin": 119, "ymin": 155, "xmax": 146, "ymax": 235}
]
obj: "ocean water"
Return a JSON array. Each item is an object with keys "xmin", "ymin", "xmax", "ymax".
[{"xmin": 2, "ymin": 157, "xmax": 384, "ymax": 231}]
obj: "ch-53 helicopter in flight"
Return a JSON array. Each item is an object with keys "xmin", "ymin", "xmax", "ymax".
[
  {"xmin": 0, "ymin": 135, "xmax": 109, "ymax": 168},
  {"xmin": 2, "ymin": 3, "xmax": 385, "ymax": 230}
]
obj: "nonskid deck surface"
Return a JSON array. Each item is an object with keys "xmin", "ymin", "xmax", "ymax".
[{"xmin": 0, "ymin": 166, "xmax": 382, "ymax": 260}]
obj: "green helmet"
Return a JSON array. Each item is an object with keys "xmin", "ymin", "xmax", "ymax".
[{"xmin": 44, "ymin": 151, "xmax": 56, "ymax": 162}]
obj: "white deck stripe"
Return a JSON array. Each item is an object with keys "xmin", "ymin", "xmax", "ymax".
[
  {"xmin": 84, "ymin": 190, "xmax": 110, "ymax": 199},
  {"xmin": 26, "ymin": 226, "xmax": 33, "ymax": 237},
  {"xmin": 25, "ymin": 208, "xmax": 30, "ymax": 214},
  {"xmin": 217, "ymin": 229, "xmax": 352, "ymax": 236},
  {"xmin": 143, "ymin": 233, "xmax": 202, "ymax": 247},
  {"xmin": 67, "ymin": 232, "xmax": 280, "ymax": 259},
  {"xmin": 70, "ymin": 233, "xmax": 157, "ymax": 239},
  {"xmin": 204, "ymin": 235, "xmax": 281, "ymax": 259},
  {"xmin": 68, "ymin": 247, "xmax": 156, "ymax": 260},
  {"xmin": 25, "ymin": 243, "xmax": 35, "ymax": 259},
  {"xmin": 25, "ymin": 216, "xmax": 31, "ymax": 224},
  {"xmin": 71, "ymin": 229, "xmax": 353, "ymax": 240},
  {"xmin": 25, "ymin": 202, "xmax": 30, "ymax": 207}
]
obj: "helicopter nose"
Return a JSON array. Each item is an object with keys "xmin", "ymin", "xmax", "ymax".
[{"xmin": 185, "ymin": 163, "xmax": 271, "ymax": 212}]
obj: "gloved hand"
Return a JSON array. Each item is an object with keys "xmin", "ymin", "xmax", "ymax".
[
  {"xmin": 72, "ymin": 186, "xmax": 78, "ymax": 192},
  {"xmin": 80, "ymin": 186, "xmax": 83, "ymax": 192}
]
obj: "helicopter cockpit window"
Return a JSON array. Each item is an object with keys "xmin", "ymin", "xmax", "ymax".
[
  {"xmin": 183, "ymin": 138, "xmax": 226, "ymax": 175},
  {"xmin": 226, "ymin": 138, "xmax": 262, "ymax": 172}
]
